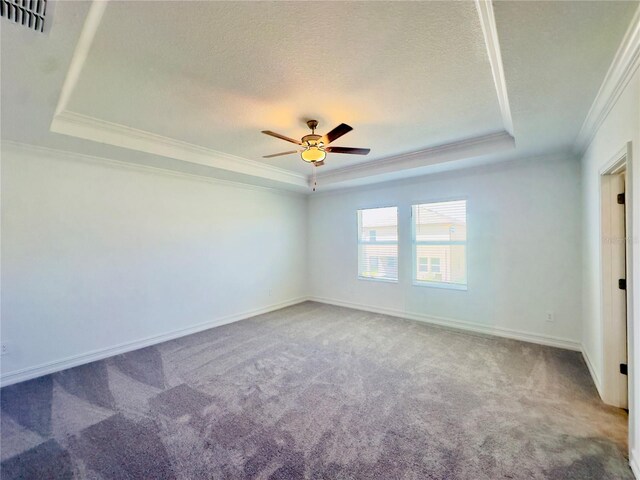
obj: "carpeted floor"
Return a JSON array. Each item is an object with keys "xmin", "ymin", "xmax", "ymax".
[{"xmin": 0, "ymin": 302, "xmax": 632, "ymax": 479}]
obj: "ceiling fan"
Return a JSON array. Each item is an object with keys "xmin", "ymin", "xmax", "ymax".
[{"xmin": 261, "ymin": 120, "xmax": 370, "ymax": 167}]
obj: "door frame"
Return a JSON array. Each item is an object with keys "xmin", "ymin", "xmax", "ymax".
[{"xmin": 599, "ymin": 142, "xmax": 633, "ymax": 410}]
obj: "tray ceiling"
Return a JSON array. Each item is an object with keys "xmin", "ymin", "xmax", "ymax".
[{"xmin": 58, "ymin": 1, "xmax": 505, "ymax": 177}]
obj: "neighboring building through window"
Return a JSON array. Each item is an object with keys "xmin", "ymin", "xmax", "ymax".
[
  {"xmin": 357, "ymin": 207, "xmax": 398, "ymax": 281},
  {"xmin": 370, "ymin": 256, "xmax": 379, "ymax": 274},
  {"xmin": 430, "ymin": 257, "xmax": 441, "ymax": 273},
  {"xmin": 418, "ymin": 257, "xmax": 429, "ymax": 273},
  {"xmin": 412, "ymin": 200, "xmax": 467, "ymax": 288}
]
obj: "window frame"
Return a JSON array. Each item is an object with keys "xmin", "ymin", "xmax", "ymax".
[
  {"xmin": 356, "ymin": 205, "xmax": 399, "ymax": 283},
  {"xmin": 411, "ymin": 198, "xmax": 468, "ymax": 291}
]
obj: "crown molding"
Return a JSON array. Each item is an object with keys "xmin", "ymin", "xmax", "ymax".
[
  {"xmin": 314, "ymin": 130, "xmax": 515, "ymax": 187},
  {"xmin": 54, "ymin": 0, "xmax": 107, "ymax": 116},
  {"xmin": 475, "ymin": 0, "xmax": 514, "ymax": 137},
  {"xmin": 50, "ymin": 110, "xmax": 308, "ymax": 188},
  {"xmin": 49, "ymin": 107, "xmax": 515, "ymax": 192},
  {"xmin": 574, "ymin": 5, "xmax": 640, "ymax": 155},
  {"xmin": 49, "ymin": 0, "xmax": 307, "ymax": 190},
  {"xmin": 311, "ymin": 149, "xmax": 572, "ymax": 197},
  {"xmin": 0, "ymin": 140, "xmax": 307, "ymax": 197}
]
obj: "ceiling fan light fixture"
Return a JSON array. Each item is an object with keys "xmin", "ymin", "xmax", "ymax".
[
  {"xmin": 262, "ymin": 120, "xmax": 369, "ymax": 164},
  {"xmin": 301, "ymin": 146, "xmax": 326, "ymax": 163}
]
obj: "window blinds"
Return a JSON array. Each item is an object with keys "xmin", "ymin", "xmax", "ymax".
[
  {"xmin": 412, "ymin": 200, "xmax": 467, "ymax": 287},
  {"xmin": 357, "ymin": 207, "xmax": 398, "ymax": 281}
]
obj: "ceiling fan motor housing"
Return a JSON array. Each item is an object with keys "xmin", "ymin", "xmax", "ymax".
[
  {"xmin": 302, "ymin": 134, "xmax": 322, "ymax": 147},
  {"xmin": 302, "ymin": 122, "xmax": 324, "ymax": 163}
]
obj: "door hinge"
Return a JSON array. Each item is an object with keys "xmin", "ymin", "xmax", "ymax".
[
  {"xmin": 620, "ymin": 363, "xmax": 628, "ymax": 375},
  {"xmin": 617, "ymin": 193, "xmax": 625, "ymax": 205},
  {"xmin": 619, "ymin": 278, "xmax": 627, "ymax": 290}
]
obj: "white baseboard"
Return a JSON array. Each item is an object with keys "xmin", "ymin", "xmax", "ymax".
[
  {"xmin": 308, "ymin": 296, "xmax": 581, "ymax": 351},
  {"xmin": 0, "ymin": 296, "xmax": 584, "ymax": 387},
  {"xmin": 631, "ymin": 449, "xmax": 640, "ymax": 479},
  {"xmin": 0, "ymin": 297, "xmax": 308, "ymax": 387},
  {"xmin": 581, "ymin": 345, "xmax": 604, "ymax": 399}
]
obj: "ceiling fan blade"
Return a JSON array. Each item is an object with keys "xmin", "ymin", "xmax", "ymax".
[
  {"xmin": 261, "ymin": 130, "xmax": 302, "ymax": 145},
  {"xmin": 325, "ymin": 146, "xmax": 370, "ymax": 155},
  {"xmin": 314, "ymin": 160, "xmax": 325, "ymax": 167},
  {"xmin": 321, "ymin": 123, "xmax": 353, "ymax": 145},
  {"xmin": 263, "ymin": 150, "xmax": 299, "ymax": 158}
]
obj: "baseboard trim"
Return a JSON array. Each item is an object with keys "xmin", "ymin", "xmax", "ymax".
[
  {"xmin": 581, "ymin": 345, "xmax": 604, "ymax": 399},
  {"xmin": 630, "ymin": 449, "xmax": 640, "ymax": 479},
  {"xmin": 0, "ymin": 297, "xmax": 308, "ymax": 387},
  {"xmin": 309, "ymin": 296, "xmax": 581, "ymax": 351}
]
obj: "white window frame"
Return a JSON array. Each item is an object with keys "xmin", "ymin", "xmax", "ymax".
[
  {"xmin": 357, "ymin": 206, "xmax": 399, "ymax": 283},
  {"xmin": 411, "ymin": 199, "xmax": 468, "ymax": 291}
]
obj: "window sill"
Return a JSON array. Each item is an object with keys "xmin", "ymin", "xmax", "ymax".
[
  {"xmin": 358, "ymin": 276, "xmax": 398, "ymax": 284},
  {"xmin": 412, "ymin": 281, "xmax": 467, "ymax": 291}
]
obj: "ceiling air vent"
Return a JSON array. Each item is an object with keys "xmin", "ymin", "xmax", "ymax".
[{"xmin": 1, "ymin": 0, "xmax": 47, "ymax": 33}]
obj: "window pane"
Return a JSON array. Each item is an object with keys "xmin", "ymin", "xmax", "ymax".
[
  {"xmin": 359, "ymin": 207, "xmax": 398, "ymax": 242},
  {"xmin": 412, "ymin": 200, "xmax": 467, "ymax": 287},
  {"xmin": 358, "ymin": 207, "xmax": 398, "ymax": 281},
  {"xmin": 414, "ymin": 200, "xmax": 466, "ymax": 242},
  {"xmin": 415, "ymin": 245, "xmax": 466, "ymax": 284},
  {"xmin": 358, "ymin": 245, "xmax": 398, "ymax": 280}
]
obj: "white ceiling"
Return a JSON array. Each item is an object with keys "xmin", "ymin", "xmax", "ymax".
[
  {"xmin": 1, "ymin": 1, "xmax": 638, "ymax": 192},
  {"xmin": 66, "ymin": 1, "xmax": 503, "ymax": 175},
  {"xmin": 494, "ymin": 0, "xmax": 638, "ymax": 155}
]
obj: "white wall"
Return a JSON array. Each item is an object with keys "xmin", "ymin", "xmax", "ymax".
[
  {"xmin": 580, "ymin": 69, "xmax": 640, "ymax": 465},
  {"xmin": 0, "ymin": 144, "xmax": 308, "ymax": 384},
  {"xmin": 308, "ymin": 155, "xmax": 583, "ymax": 349}
]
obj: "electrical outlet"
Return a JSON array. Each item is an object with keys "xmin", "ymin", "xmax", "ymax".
[
  {"xmin": 1, "ymin": 344, "xmax": 7, "ymax": 355},
  {"xmin": 545, "ymin": 312, "xmax": 555, "ymax": 323}
]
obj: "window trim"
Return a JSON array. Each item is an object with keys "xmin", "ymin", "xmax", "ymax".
[
  {"xmin": 411, "ymin": 198, "xmax": 468, "ymax": 291},
  {"xmin": 356, "ymin": 205, "xmax": 399, "ymax": 283}
]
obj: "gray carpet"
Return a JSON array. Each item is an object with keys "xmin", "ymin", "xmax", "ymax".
[{"xmin": 0, "ymin": 302, "xmax": 632, "ymax": 479}]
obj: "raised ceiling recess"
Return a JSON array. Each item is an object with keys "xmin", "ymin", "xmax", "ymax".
[{"xmin": 45, "ymin": 1, "xmax": 637, "ymax": 191}]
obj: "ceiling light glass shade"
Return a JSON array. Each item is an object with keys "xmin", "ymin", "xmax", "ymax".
[{"xmin": 301, "ymin": 146, "xmax": 327, "ymax": 163}]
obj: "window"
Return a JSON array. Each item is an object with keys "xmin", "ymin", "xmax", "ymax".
[
  {"xmin": 357, "ymin": 207, "xmax": 398, "ymax": 282},
  {"xmin": 418, "ymin": 257, "xmax": 429, "ymax": 273},
  {"xmin": 412, "ymin": 200, "xmax": 467, "ymax": 289},
  {"xmin": 430, "ymin": 257, "xmax": 440, "ymax": 273}
]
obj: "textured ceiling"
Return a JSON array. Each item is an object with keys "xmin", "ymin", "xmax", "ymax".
[
  {"xmin": 66, "ymin": 1, "xmax": 502, "ymax": 174},
  {"xmin": 493, "ymin": 0, "xmax": 638, "ymax": 156},
  {"xmin": 1, "ymin": 1, "xmax": 638, "ymax": 190}
]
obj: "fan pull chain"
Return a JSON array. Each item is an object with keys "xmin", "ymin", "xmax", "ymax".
[{"xmin": 312, "ymin": 165, "xmax": 317, "ymax": 192}]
